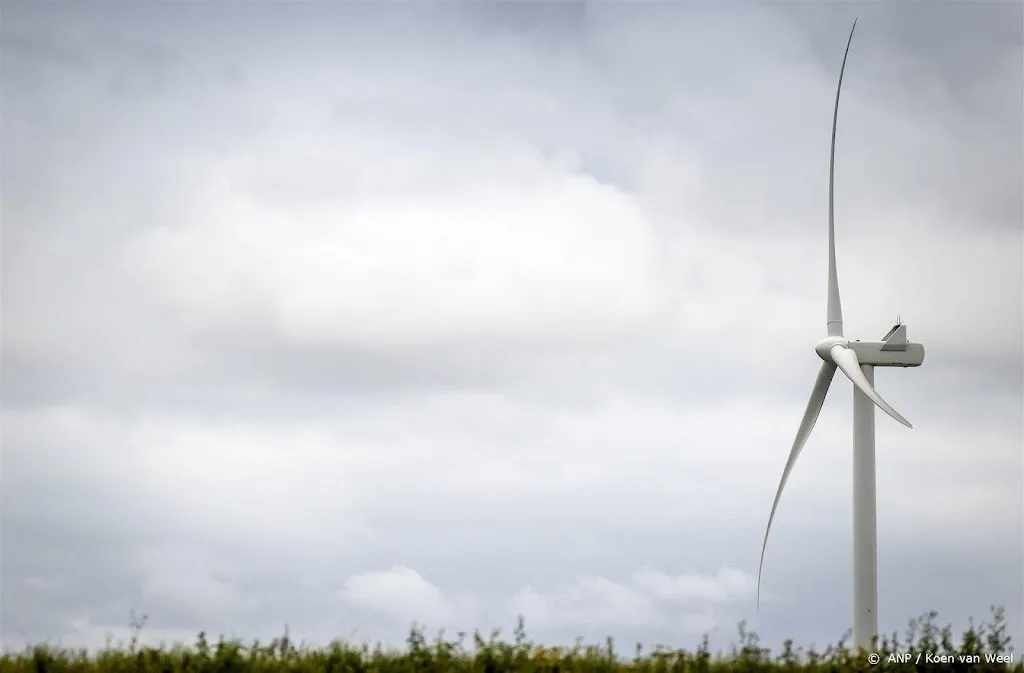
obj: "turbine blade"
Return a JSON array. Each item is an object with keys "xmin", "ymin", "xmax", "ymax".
[
  {"xmin": 830, "ymin": 344, "xmax": 913, "ymax": 429},
  {"xmin": 827, "ymin": 19, "xmax": 857, "ymax": 337},
  {"xmin": 757, "ymin": 360, "xmax": 838, "ymax": 609}
]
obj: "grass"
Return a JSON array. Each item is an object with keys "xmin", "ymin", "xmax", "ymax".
[{"xmin": 3, "ymin": 606, "xmax": 1019, "ymax": 673}]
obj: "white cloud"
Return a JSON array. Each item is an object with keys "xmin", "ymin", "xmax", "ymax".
[
  {"xmin": 511, "ymin": 576, "xmax": 658, "ymax": 629},
  {"xmin": 509, "ymin": 567, "xmax": 755, "ymax": 632},
  {"xmin": 122, "ymin": 132, "xmax": 667, "ymax": 351},
  {"xmin": 630, "ymin": 567, "xmax": 756, "ymax": 604},
  {"xmin": 341, "ymin": 566, "xmax": 477, "ymax": 626}
]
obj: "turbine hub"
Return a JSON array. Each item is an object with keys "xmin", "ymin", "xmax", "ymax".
[{"xmin": 815, "ymin": 335, "xmax": 848, "ymax": 361}]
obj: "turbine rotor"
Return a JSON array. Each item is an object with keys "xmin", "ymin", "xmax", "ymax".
[{"xmin": 756, "ymin": 17, "xmax": 914, "ymax": 610}]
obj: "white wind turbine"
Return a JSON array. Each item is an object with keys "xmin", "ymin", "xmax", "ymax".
[{"xmin": 756, "ymin": 19, "xmax": 925, "ymax": 650}]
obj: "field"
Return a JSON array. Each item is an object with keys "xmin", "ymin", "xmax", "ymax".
[{"xmin": 4, "ymin": 607, "xmax": 1019, "ymax": 673}]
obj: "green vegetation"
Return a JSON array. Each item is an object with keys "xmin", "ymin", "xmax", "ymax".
[{"xmin": 4, "ymin": 607, "xmax": 1019, "ymax": 673}]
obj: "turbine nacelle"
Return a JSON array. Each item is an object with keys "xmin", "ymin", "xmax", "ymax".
[{"xmin": 816, "ymin": 329, "xmax": 926, "ymax": 368}]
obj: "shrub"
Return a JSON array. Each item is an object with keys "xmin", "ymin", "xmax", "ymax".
[{"xmin": 2, "ymin": 607, "xmax": 1019, "ymax": 673}]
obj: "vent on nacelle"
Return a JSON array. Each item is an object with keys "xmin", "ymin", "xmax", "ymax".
[{"xmin": 881, "ymin": 321, "xmax": 908, "ymax": 351}]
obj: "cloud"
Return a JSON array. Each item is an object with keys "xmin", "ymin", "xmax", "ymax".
[
  {"xmin": 3, "ymin": 0, "xmax": 1020, "ymax": 654},
  {"xmin": 341, "ymin": 567, "xmax": 477, "ymax": 627},
  {"xmin": 132, "ymin": 545, "xmax": 254, "ymax": 621},
  {"xmin": 123, "ymin": 139, "xmax": 666, "ymax": 351},
  {"xmin": 512, "ymin": 577, "xmax": 658, "ymax": 629},
  {"xmin": 140, "ymin": 574, "xmax": 242, "ymax": 620},
  {"xmin": 630, "ymin": 567, "xmax": 756, "ymax": 604},
  {"xmin": 509, "ymin": 567, "xmax": 755, "ymax": 633}
]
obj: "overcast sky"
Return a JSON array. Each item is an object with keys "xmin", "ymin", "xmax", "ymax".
[{"xmin": 3, "ymin": 0, "xmax": 1022, "ymax": 654}]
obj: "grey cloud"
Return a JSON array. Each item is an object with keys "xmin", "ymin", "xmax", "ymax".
[{"xmin": 3, "ymin": 0, "xmax": 1021, "ymax": 655}]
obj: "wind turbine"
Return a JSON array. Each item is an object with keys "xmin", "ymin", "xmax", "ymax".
[{"xmin": 756, "ymin": 19, "xmax": 925, "ymax": 650}]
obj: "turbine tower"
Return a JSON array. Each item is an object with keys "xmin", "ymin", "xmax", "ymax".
[{"xmin": 756, "ymin": 19, "xmax": 925, "ymax": 650}]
